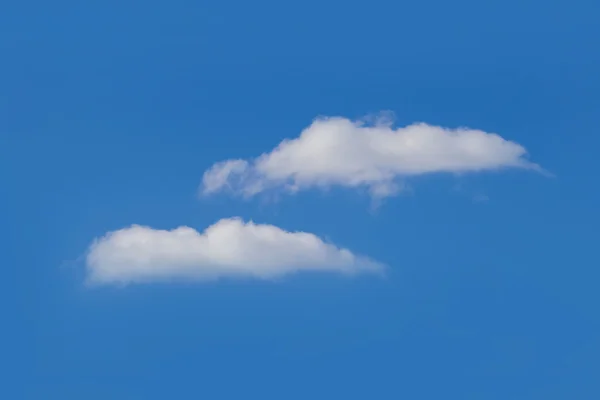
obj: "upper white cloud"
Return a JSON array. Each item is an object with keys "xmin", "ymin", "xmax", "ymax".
[
  {"xmin": 201, "ymin": 115, "xmax": 540, "ymax": 198},
  {"xmin": 85, "ymin": 217, "xmax": 383, "ymax": 285}
]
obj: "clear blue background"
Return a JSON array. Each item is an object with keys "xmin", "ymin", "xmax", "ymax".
[{"xmin": 2, "ymin": 0, "xmax": 599, "ymax": 398}]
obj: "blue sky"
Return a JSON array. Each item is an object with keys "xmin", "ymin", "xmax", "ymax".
[{"xmin": 3, "ymin": 0, "xmax": 600, "ymax": 398}]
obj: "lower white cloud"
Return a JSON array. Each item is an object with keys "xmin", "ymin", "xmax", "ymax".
[{"xmin": 85, "ymin": 217, "xmax": 383, "ymax": 285}]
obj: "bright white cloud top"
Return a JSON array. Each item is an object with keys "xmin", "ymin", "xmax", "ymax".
[
  {"xmin": 85, "ymin": 217, "xmax": 383, "ymax": 285},
  {"xmin": 201, "ymin": 116, "xmax": 540, "ymax": 198}
]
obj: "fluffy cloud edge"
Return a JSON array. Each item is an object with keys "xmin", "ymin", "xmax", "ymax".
[{"xmin": 85, "ymin": 217, "xmax": 384, "ymax": 286}]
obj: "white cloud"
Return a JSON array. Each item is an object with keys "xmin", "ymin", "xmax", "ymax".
[
  {"xmin": 201, "ymin": 115, "xmax": 540, "ymax": 198},
  {"xmin": 85, "ymin": 217, "xmax": 383, "ymax": 285}
]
